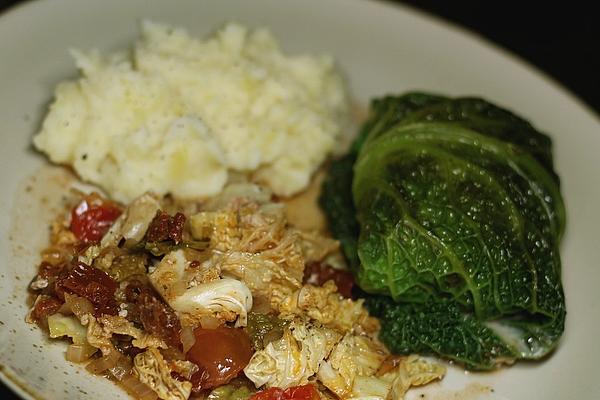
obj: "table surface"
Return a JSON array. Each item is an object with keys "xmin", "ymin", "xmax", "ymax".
[{"xmin": 1, "ymin": 1, "xmax": 598, "ymax": 399}]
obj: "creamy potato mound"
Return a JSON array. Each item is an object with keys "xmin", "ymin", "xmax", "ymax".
[{"xmin": 34, "ymin": 21, "xmax": 350, "ymax": 202}]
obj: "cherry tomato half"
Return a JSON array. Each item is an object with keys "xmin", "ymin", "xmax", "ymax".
[
  {"xmin": 186, "ymin": 327, "xmax": 253, "ymax": 391},
  {"xmin": 250, "ymin": 384, "xmax": 320, "ymax": 400},
  {"xmin": 70, "ymin": 194, "xmax": 121, "ymax": 243}
]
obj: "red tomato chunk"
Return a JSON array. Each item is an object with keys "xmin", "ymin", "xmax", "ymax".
[
  {"xmin": 186, "ymin": 327, "xmax": 253, "ymax": 391},
  {"xmin": 250, "ymin": 384, "xmax": 320, "ymax": 400},
  {"xmin": 70, "ymin": 194, "xmax": 121, "ymax": 244}
]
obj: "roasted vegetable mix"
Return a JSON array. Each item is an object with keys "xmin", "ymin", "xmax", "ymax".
[
  {"xmin": 321, "ymin": 92, "xmax": 566, "ymax": 369},
  {"xmin": 28, "ymin": 182, "xmax": 447, "ymax": 400}
]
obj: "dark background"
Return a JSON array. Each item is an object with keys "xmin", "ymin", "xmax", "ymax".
[
  {"xmin": 401, "ymin": 1, "xmax": 599, "ymax": 114},
  {"xmin": 0, "ymin": 1, "xmax": 598, "ymax": 399}
]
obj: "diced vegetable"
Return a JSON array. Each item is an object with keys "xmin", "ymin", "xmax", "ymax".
[
  {"xmin": 142, "ymin": 239, "xmax": 209, "ymax": 257},
  {"xmin": 70, "ymin": 194, "xmax": 122, "ymax": 243},
  {"xmin": 66, "ymin": 344, "xmax": 98, "ymax": 362},
  {"xmin": 133, "ymin": 348, "xmax": 192, "ymax": 400},
  {"xmin": 48, "ymin": 313, "xmax": 88, "ymax": 344},
  {"xmin": 250, "ymin": 384, "xmax": 319, "ymax": 400},
  {"xmin": 186, "ymin": 327, "xmax": 253, "ymax": 391},
  {"xmin": 86, "ymin": 351, "xmax": 121, "ymax": 375},
  {"xmin": 350, "ymin": 376, "xmax": 390, "ymax": 399},
  {"xmin": 48, "ymin": 314, "xmax": 98, "ymax": 361},
  {"xmin": 180, "ymin": 326, "xmax": 196, "ymax": 353},
  {"xmin": 244, "ymin": 321, "xmax": 341, "ymax": 389},
  {"xmin": 97, "ymin": 250, "xmax": 148, "ymax": 282},
  {"xmin": 121, "ymin": 373, "xmax": 159, "ymax": 400},
  {"xmin": 207, "ymin": 382, "xmax": 255, "ymax": 400},
  {"xmin": 245, "ymin": 313, "xmax": 286, "ymax": 350}
]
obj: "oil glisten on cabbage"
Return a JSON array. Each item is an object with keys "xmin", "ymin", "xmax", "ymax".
[{"xmin": 320, "ymin": 93, "xmax": 566, "ymax": 369}]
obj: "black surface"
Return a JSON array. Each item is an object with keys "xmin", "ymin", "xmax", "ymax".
[
  {"xmin": 0, "ymin": 1, "xmax": 598, "ymax": 399},
  {"xmin": 401, "ymin": 1, "xmax": 599, "ymax": 114}
]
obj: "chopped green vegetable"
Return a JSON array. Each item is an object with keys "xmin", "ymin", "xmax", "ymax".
[
  {"xmin": 245, "ymin": 312, "xmax": 287, "ymax": 350},
  {"xmin": 48, "ymin": 314, "xmax": 98, "ymax": 359},
  {"xmin": 103, "ymin": 252, "xmax": 148, "ymax": 282},
  {"xmin": 321, "ymin": 92, "xmax": 566, "ymax": 369},
  {"xmin": 142, "ymin": 239, "xmax": 209, "ymax": 257},
  {"xmin": 48, "ymin": 314, "xmax": 88, "ymax": 345},
  {"xmin": 207, "ymin": 381, "xmax": 254, "ymax": 400}
]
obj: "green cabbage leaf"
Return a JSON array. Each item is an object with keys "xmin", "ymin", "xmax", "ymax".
[{"xmin": 320, "ymin": 93, "xmax": 566, "ymax": 369}]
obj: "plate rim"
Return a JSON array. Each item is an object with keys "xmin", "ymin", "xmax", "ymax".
[{"xmin": 1, "ymin": 0, "xmax": 598, "ymax": 399}]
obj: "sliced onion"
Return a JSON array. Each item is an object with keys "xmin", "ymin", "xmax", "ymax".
[
  {"xmin": 57, "ymin": 302, "xmax": 74, "ymax": 316},
  {"xmin": 121, "ymin": 373, "xmax": 158, "ymax": 400},
  {"xmin": 109, "ymin": 356, "xmax": 133, "ymax": 381},
  {"xmin": 250, "ymin": 296, "xmax": 273, "ymax": 314},
  {"xmin": 41, "ymin": 247, "xmax": 69, "ymax": 265},
  {"xmin": 262, "ymin": 329, "xmax": 284, "ymax": 347},
  {"xmin": 171, "ymin": 280, "xmax": 188, "ymax": 298},
  {"xmin": 199, "ymin": 315, "xmax": 221, "ymax": 329},
  {"xmin": 66, "ymin": 344, "xmax": 96, "ymax": 363},
  {"xmin": 64, "ymin": 293, "xmax": 94, "ymax": 321},
  {"xmin": 181, "ymin": 326, "xmax": 197, "ymax": 353},
  {"xmin": 160, "ymin": 346, "xmax": 186, "ymax": 362},
  {"xmin": 376, "ymin": 355, "xmax": 404, "ymax": 376},
  {"xmin": 86, "ymin": 351, "xmax": 120, "ymax": 375}
]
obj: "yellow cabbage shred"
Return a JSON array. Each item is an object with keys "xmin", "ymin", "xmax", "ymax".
[{"xmin": 47, "ymin": 314, "xmax": 97, "ymax": 359}]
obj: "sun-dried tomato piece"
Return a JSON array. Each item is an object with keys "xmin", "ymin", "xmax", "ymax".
[
  {"xmin": 144, "ymin": 211, "xmax": 186, "ymax": 244},
  {"xmin": 55, "ymin": 262, "xmax": 118, "ymax": 316},
  {"xmin": 70, "ymin": 194, "xmax": 122, "ymax": 244},
  {"xmin": 170, "ymin": 213, "xmax": 186, "ymax": 243},
  {"xmin": 38, "ymin": 261, "xmax": 65, "ymax": 279},
  {"xmin": 30, "ymin": 295, "xmax": 63, "ymax": 325},
  {"xmin": 138, "ymin": 290, "xmax": 181, "ymax": 348},
  {"xmin": 303, "ymin": 262, "xmax": 354, "ymax": 298},
  {"xmin": 124, "ymin": 280, "xmax": 181, "ymax": 348},
  {"xmin": 144, "ymin": 211, "xmax": 170, "ymax": 242},
  {"xmin": 124, "ymin": 279, "xmax": 145, "ymax": 303}
]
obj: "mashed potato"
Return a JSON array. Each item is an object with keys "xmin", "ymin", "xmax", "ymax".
[{"xmin": 33, "ymin": 21, "xmax": 350, "ymax": 202}]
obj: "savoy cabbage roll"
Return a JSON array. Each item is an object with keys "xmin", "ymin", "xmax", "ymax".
[{"xmin": 321, "ymin": 92, "xmax": 566, "ymax": 369}]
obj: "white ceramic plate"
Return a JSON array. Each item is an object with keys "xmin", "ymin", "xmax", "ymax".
[{"xmin": 1, "ymin": 0, "xmax": 599, "ymax": 399}]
